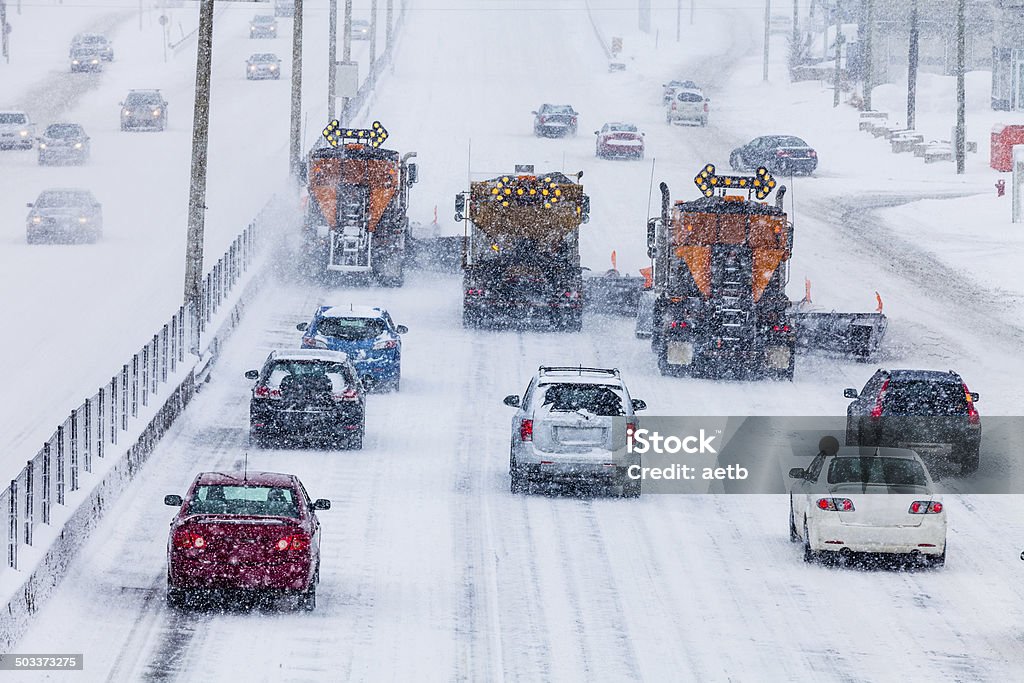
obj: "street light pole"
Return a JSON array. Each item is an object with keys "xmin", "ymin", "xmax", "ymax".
[
  {"xmin": 328, "ymin": 0, "xmax": 337, "ymax": 120},
  {"xmin": 369, "ymin": 0, "xmax": 378, "ymax": 83},
  {"xmin": 863, "ymin": 0, "xmax": 874, "ymax": 110},
  {"xmin": 184, "ymin": 0, "xmax": 215, "ymax": 356},
  {"xmin": 907, "ymin": 0, "xmax": 919, "ymax": 129},
  {"xmin": 289, "ymin": 0, "xmax": 304, "ymax": 178},
  {"xmin": 341, "ymin": 0, "xmax": 352, "ymax": 124},
  {"xmin": 955, "ymin": 0, "xmax": 965, "ymax": 174},
  {"xmin": 763, "ymin": 0, "xmax": 771, "ymax": 82},
  {"xmin": 386, "ymin": 0, "xmax": 393, "ymax": 49},
  {"xmin": 833, "ymin": 31, "xmax": 845, "ymax": 108}
]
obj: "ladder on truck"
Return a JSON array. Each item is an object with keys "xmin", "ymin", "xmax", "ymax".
[
  {"xmin": 710, "ymin": 245, "xmax": 754, "ymax": 347},
  {"xmin": 328, "ymin": 184, "xmax": 372, "ymax": 272}
]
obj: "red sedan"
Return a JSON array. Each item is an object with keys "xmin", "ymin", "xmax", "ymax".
[
  {"xmin": 165, "ymin": 471, "xmax": 331, "ymax": 610},
  {"xmin": 595, "ymin": 122, "xmax": 645, "ymax": 160}
]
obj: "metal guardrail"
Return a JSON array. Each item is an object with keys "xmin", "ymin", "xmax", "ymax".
[{"xmin": 2, "ymin": 208, "xmax": 269, "ymax": 572}]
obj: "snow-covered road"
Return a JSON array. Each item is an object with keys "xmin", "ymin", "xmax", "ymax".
[{"xmin": 6, "ymin": 0, "xmax": 1024, "ymax": 679}]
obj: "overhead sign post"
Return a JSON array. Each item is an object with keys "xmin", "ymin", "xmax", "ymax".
[{"xmin": 336, "ymin": 61, "xmax": 359, "ymax": 98}]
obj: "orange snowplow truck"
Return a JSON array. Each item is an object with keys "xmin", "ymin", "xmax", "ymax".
[
  {"xmin": 647, "ymin": 164, "xmax": 797, "ymax": 379},
  {"xmin": 302, "ymin": 136, "xmax": 417, "ymax": 286}
]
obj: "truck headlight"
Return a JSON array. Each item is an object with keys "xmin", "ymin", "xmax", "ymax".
[
  {"xmin": 74, "ymin": 142, "xmax": 83, "ymax": 149},
  {"xmin": 19, "ymin": 130, "xmax": 28, "ymax": 137}
]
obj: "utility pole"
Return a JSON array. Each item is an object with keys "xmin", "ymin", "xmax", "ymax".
[
  {"xmin": 386, "ymin": 0, "xmax": 393, "ymax": 49},
  {"xmin": 763, "ymin": 0, "xmax": 771, "ymax": 82},
  {"xmin": 676, "ymin": 0, "xmax": 681, "ymax": 42},
  {"xmin": 369, "ymin": 0, "xmax": 377, "ymax": 82},
  {"xmin": 833, "ymin": 31, "xmax": 845, "ymax": 107},
  {"xmin": 955, "ymin": 0, "xmax": 965, "ymax": 174},
  {"xmin": 907, "ymin": 0, "xmax": 919, "ymax": 129},
  {"xmin": 1, "ymin": 1, "xmax": 9, "ymax": 65},
  {"xmin": 863, "ymin": 0, "xmax": 874, "ymax": 110},
  {"xmin": 791, "ymin": 0, "xmax": 799, "ymax": 62},
  {"xmin": 328, "ymin": 0, "xmax": 337, "ymax": 120},
  {"xmin": 690, "ymin": 0, "xmax": 694, "ymax": 25},
  {"xmin": 341, "ymin": 0, "xmax": 352, "ymax": 124},
  {"xmin": 183, "ymin": 0, "xmax": 215, "ymax": 357},
  {"xmin": 289, "ymin": 0, "xmax": 303, "ymax": 178}
]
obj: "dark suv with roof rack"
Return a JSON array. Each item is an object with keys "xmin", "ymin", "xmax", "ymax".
[{"xmin": 844, "ymin": 369, "xmax": 981, "ymax": 474}]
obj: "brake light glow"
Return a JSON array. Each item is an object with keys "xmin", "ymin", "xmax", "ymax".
[
  {"xmin": 333, "ymin": 387, "xmax": 360, "ymax": 402},
  {"xmin": 373, "ymin": 339, "xmax": 399, "ymax": 350},
  {"xmin": 870, "ymin": 379, "xmax": 889, "ymax": 419},
  {"xmin": 776, "ymin": 150, "xmax": 791, "ymax": 157},
  {"xmin": 254, "ymin": 385, "xmax": 282, "ymax": 399},
  {"xmin": 963, "ymin": 383, "xmax": 980, "ymax": 425},
  {"xmin": 466, "ymin": 288, "xmax": 488, "ymax": 296},
  {"xmin": 909, "ymin": 501, "xmax": 943, "ymax": 514},
  {"xmin": 173, "ymin": 529, "xmax": 206, "ymax": 549},
  {"xmin": 772, "ymin": 324, "xmax": 791, "ymax": 332},
  {"xmin": 816, "ymin": 498, "xmax": 855, "ymax": 511},
  {"xmin": 809, "ymin": 150, "xmax": 818, "ymax": 158},
  {"xmin": 669, "ymin": 320, "xmax": 688, "ymax": 328},
  {"xmin": 519, "ymin": 419, "xmax": 533, "ymax": 442},
  {"xmin": 275, "ymin": 534, "xmax": 310, "ymax": 551},
  {"xmin": 563, "ymin": 291, "xmax": 580, "ymax": 299}
]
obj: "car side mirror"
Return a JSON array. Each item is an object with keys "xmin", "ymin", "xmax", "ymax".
[
  {"xmin": 788, "ymin": 468, "xmax": 806, "ymax": 480},
  {"xmin": 396, "ymin": 324, "xmax": 408, "ymax": 334},
  {"xmin": 503, "ymin": 395, "xmax": 520, "ymax": 408},
  {"xmin": 593, "ymin": 131, "xmax": 599, "ymax": 135},
  {"xmin": 244, "ymin": 370, "xmax": 260, "ymax": 380},
  {"xmin": 531, "ymin": 110, "xmax": 538, "ymax": 115},
  {"xmin": 312, "ymin": 498, "xmax": 331, "ymax": 510},
  {"xmin": 164, "ymin": 494, "xmax": 183, "ymax": 506},
  {"xmin": 118, "ymin": 101, "xmax": 123, "ymax": 106},
  {"xmin": 296, "ymin": 322, "xmax": 309, "ymax": 331},
  {"xmin": 407, "ymin": 163, "xmax": 418, "ymax": 184},
  {"xmin": 26, "ymin": 203, "xmax": 33, "ymax": 208},
  {"xmin": 705, "ymin": 98, "xmax": 711, "ymax": 102},
  {"xmin": 843, "ymin": 388, "xmax": 858, "ymax": 399},
  {"xmin": 970, "ymin": 392, "xmax": 979, "ymax": 402},
  {"xmin": 631, "ymin": 399, "xmax": 647, "ymax": 412}
]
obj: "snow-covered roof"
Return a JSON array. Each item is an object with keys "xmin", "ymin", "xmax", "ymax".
[
  {"xmin": 832, "ymin": 447, "xmax": 925, "ymax": 460},
  {"xmin": 269, "ymin": 348, "xmax": 350, "ymax": 363},
  {"xmin": 318, "ymin": 304, "xmax": 386, "ymax": 319},
  {"xmin": 194, "ymin": 471, "xmax": 296, "ymax": 487}
]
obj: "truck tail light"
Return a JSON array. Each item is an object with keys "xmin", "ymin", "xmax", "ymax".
[
  {"xmin": 870, "ymin": 379, "xmax": 889, "ymax": 420},
  {"xmin": 519, "ymin": 419, "xmax": 533, "ymax": 442},
  {"xmin": 909, "ymin": 501, "xmax": 943, "ymax": 514},
  {"xmin": 963, "ymin": 383, "xmax": 980, "ymax": 425},
  {"xmin": 816, "ymin": 497, "xmax": 854, "ymax": 511}
]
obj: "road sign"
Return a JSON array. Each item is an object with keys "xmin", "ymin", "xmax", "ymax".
[
  {"xmin": 323, "ymin": 120, "xmax": 389, "ymax": 148},
  {"xmin": 335, "ymin": 61, "xmax": 358, "ymax": 98}
]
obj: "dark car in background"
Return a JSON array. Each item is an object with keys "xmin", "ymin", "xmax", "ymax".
[
  {"xmin": 844, "ymin": 369, "xmax": 982, "ymax": 474},
  {"xmin": 120, "ymin": 89, "xmax": 167, "ymax": 131},
  {"xmin": 26, "ymin": 188, "xmax": 102, "ymax": 244},
  {"xmin": 164, "ymin": 471, "xmax": 331, "ymax": 610},
  {"xmin": 69, "ymin": 33, "xmax": 113, "ymax": 61},
  {"xmin": 532, "ymin": 104, "xmax": 578, "ymax": 137},
  {"xmin": 246, "ymin": 349, "xmax": 366, "ymax": 449},
  {"xmin": 729, "ymin": 135, "xmax": 818, "ymax": 175},
  {"xmin": 38, "ymin": 123, "xmax": 90, "ymax": 165}
]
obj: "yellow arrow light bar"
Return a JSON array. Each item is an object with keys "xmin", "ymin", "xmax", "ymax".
[
  {"xmin": 693, "ymin": 163, "xmax": 776, "ymax": 200},
  {"xmin": 322, "ymin": 119, "xmax": 390, "ymax": 148}
]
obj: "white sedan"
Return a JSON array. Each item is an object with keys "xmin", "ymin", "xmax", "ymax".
[{"xmin": 789, "ymin": 439, "xmax": 946, "ymax": 566}]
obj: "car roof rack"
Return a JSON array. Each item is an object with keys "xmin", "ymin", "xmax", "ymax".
[{"xmin": 538, "ymin": 365, "xmax": 620, "ymax": 378}]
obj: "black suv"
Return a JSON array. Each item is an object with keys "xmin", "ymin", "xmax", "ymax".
[
  {"xmin": 245, "ymin": 349, "xmax": 366, "ymax": 449},
  {"xmin": 844, "ymin": 369, "xmax": 981, "ymax": 474},
  {"xmin": 120, "ymin": 90, "xmax": 167, "ymax": 131}
]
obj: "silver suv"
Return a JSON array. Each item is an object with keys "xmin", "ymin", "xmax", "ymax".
[
  {"xmin": 503, "ymin": 366, "xmax": 647, "ymax": 497},
  {"xmin": 0, "ymin": 111, "xmax": 35, "ymax": 149}
]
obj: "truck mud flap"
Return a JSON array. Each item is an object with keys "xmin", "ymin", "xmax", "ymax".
[{"xmin": 790, "ymin": 311, "xmax": 888, "ymax": 360}]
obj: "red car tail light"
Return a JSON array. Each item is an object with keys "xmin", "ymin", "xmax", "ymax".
[
  {"xmin": 275, "ymin": 533, "xmax": 311, "ymax": 551},
  {"xmin": 333, "ymin": 387, "xmax": 360, "ymax": 402},
  {"xmin": 669, "ymin": 320, "xmax": 688, "ymax": 328},
  {"xmin": 563, "ymin": 290, "xmax": 580, "ymax": 299},
  {"xmin": 870, "ymin": 379, "xmax": 889, "ymax": 420},
  {"xmin": 173, "ymin": 528, "xmax": 207, "ymax": 549},
  {"xmin": 776, "ymin": 150, "xmax": 791, "ymax": 157},
  {"xmin": 373, "ymin": 339, "xmax": 399, "ymax": 350},
  {"xmin": 809, "ymin": 150, "xmax": 818, "ymax": 158},
  {"xmin": 816, "ymin": 497, "xmax": 855, "ymax": 511},
  {"xmin": 626, "ymin": 422, "xmax": 636, "ymax": 435},
  {"xmin": 772, "ymin": 324, "xmax": 791, "ymax": 332},
  {"xmin": 519, "ymin": 419, "xmax": 533, "ymax": 442},
  {"xmin": 254, "ymin": 385, "xmax": 282, "ymax": 399},
  {"xmin": 909, "ymin": 501, "xmax": 943, "ymax": 514},
  {"xmin": 963, "ymin": 383, "xmax": 980, "ymax": 425},
  {"xmin": 703, "ymin": 103, "xmax": 709, "ymax": 112}
]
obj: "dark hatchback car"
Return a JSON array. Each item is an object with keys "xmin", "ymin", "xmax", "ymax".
[
  {"xmin": 120, "ymin": 89, "xmax": 167, "ymax": 131},
  {"xmin": 246, "ymin": 349, "xmax": 366, "ymax": 449},
  {"xmin": 532, "ymin": 104, "xmax": 578, "ymax": 137},
  {"xmin": 844, "ymin": 369, "xmax": 982, "ymax": 474},
  {"xmin": 164, "ymin": 471, "xmax": 331, "ymax": 610},
  {"xmin": 38, "ymin": 123, "xmax": 90, "ymax": 165},
  {"xmin": 729, "ymin": 135, "xmax": 818, "ymax": 175}
]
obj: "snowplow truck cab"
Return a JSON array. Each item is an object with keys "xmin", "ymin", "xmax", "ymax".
[
  {"xmin": 303, "ymin": 139, "xmax": 417, "ymax": 286},
  {"xmin": 649, "ymin": 164, "xmax": 796, "ymax": 379},
  {"xmin": 456, "ymin": 169, "xmax": 590, "ymax": 330}
]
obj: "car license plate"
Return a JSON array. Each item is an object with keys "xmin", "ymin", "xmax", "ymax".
[{"xmin": 555, "ymin": 426, "xmax": 604, "ymax": 445}]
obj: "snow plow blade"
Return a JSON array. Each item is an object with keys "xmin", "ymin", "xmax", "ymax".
[
  {"xmin": 583, "ymin": 272, "xmax": 646, "ymax": 316},
  {"xmin": 789, "ymin": 310, "xmax": 888, "ymax": 360}
]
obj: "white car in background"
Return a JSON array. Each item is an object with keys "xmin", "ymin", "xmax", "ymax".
[
  {"xmin": 789, "ymin": 438, "xmax": 947, "ymax": 566},
  {"xmin": 504, "ymin": 366, "xmax": 647, "ymax": 497},
  {"xmin": 665, "ymin": 87, "xmax": 709, "ymax": 126},
  {"xmin": 0, "ymin": 110, "xmax": 35, "ymax": 149}
]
